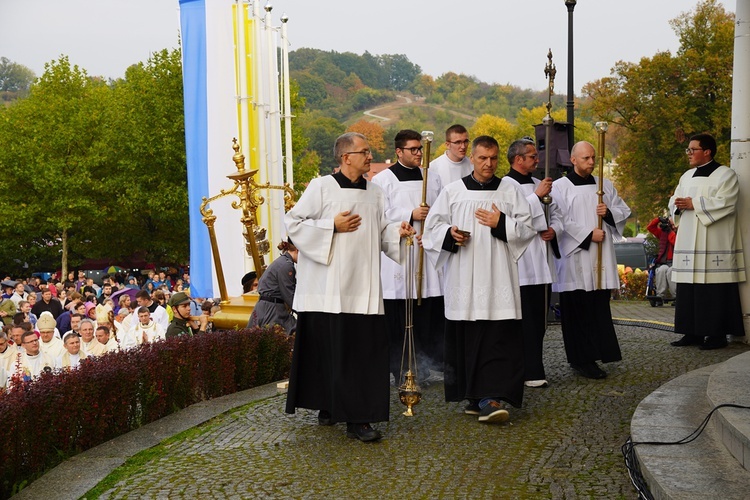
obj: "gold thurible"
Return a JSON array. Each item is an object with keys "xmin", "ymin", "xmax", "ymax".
[{"xmin": 398, "ymin": 235, "xmax": 422, "ymax": 416}]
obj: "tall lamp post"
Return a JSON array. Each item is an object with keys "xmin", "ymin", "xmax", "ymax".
[{"xmin": 565, "ymin": 0, "xmax": 576, "ymax": 150}]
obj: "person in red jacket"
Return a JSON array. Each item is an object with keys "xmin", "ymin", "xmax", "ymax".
[{"xmin": 647, "ymin": 216, "xmax": 677, "ymax": 299}]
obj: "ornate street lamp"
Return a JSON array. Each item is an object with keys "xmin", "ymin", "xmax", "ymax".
[{"xmin": 565, "ymin": 0, "xmax": 576, "ymax": 149}]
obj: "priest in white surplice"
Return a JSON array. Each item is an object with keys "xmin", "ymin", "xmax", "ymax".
[
  {"xmin": 669, "ymin": 133, "xmax": 745, "ymax": 349},
  {"xmin": 372, "ymin": 129, "xmax": 445, "ymax": 385},
  {"xmin": 431, "ymin": 124, "xmax": 473, "ymax": 192},
  {"xmin": 551, "ymin": 141, "xmax": 631, "ymax": 380},
  {"xmin": 284, "ymin": 132, "xmax": 414, "ymax": 443},
  {"xmin": 423, "ymin": 135, "xmax": 536, "ymax": 424},
  {"xmin": 503, "ymin": 138, "xmax": 563, "ymax": 388}
]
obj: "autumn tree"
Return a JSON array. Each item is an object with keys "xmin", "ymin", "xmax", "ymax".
[
  {"xmin": 346, "ymin": 119, "xmax": 387, "ymax": 159},
  {"xmin": 580, "ymin": 0, "xmax": 733, "ymax": 219}
]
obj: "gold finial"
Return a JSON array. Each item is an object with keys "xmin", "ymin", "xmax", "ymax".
[
  {"xmin": 232, "ymin": 138, "xmax": 246, "ymax": 174},
  {"xmin": 545, "ymin": 49, "xmax": 556, "ymax": 114}
]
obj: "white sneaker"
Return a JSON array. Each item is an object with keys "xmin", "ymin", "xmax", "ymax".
[{"xmin": 524, "ymin": 379, "xmax": 549, "ymax": 388}]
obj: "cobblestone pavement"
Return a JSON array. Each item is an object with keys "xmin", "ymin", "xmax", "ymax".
[{"xmin": 95, "ymin": 320, "xmax": 749, "ymax": 499}]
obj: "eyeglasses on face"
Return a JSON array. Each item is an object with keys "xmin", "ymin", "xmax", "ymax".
[
  {"xmin": 685, "ymin": 148, "xmax": 704, "ymax": 154},
  {"xmin": 343, "ymin": 149, "xmax": 371, "ymax": 157},
  {"xmin": 523, "ymin": 154, "xmax": 539, "ymax": 160},
  {"xmin": 400, "ymin": 146, "xmax": 423, "ymax": 154}
]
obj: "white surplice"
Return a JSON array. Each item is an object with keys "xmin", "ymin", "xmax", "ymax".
[
  {"xmin": 430, "ymin": 153, "xmax": 473, "ymax": 193},
  {"xmin": 285, "ymin": 175, "xmax": 404, "ymax": 315},
  {"xmin": 669, "ymin": 164, "xmax": 746, "ymax": 284},
  {"xmin": 422, "ymin": 177, "xmax": 536, "ymax": 321},
  {"xmin": 551, "ymin": 175, "xmax": 630, "ymax": 292},
  {"xmin": 504, "ymin": 175, "xmax": 563, "ymax": 285},
  {"xmin": 372, "ymin": 165, "xmax": 444, "ymax": 299}
]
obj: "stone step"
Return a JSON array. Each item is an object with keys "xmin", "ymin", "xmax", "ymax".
[
  {"xmin": 706, "ymin": 350, "xmax": 750, "ymax": 472},
  {"xmin": 630, "ymin": 364, "xmax": 750, "ymax": 499}
]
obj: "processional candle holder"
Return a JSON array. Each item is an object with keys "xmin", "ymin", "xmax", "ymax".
[
  {"xmin": 398, "ymin": 235, "xmax": 422, "ymax": 416},
  {"xmin": 199, "ymin": 139, "xmax": 296, "ymax": 303}
]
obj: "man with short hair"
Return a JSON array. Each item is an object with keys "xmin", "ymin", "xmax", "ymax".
[
  {"xmin": 95, "ymin": 325, "xmax": 119, "ymax": 353},
  {"xmin": 10, "ymin": 282, "xmax": 28, "ymax": 308},
  {"xmin": 37, "ymin": 312, "xmax": 64, "ymax": 359},
  {"xmin": 423, "ymin": 135, "xmax": 536, "ymax": 424},
  {"xmin": 669, "ymin": 133, "xmax": 745, "ymax": 349},
  {"xmin": 135, "ymin": 290, "xmax": 169, "ymax": 332},
  {"xmin": 165, "ymin": 292, "xmax": 207, "ymax": 338},
  {"xmin": 551, "ymin": 141, "xmax": 631, "ymax": 379},
  {"xmin": 504, "ymin": 138, "xmax": 562, "ymax": 388},
  {"xmin": 79, "ymin": 319, "xmax": 105, "ymax": 357},
  {"xmin": 31, "ymin": 289, "xmax": 63, "ymax": 319},
  {"xmin": 75, "ymin": 271, "xmax": 86, "ymax": 293},
  {"xmin": 131, "ymin": 306, "xmax": 166, "ymax": 344},
  {"xmin": 372, "ymin": 129, "xmax": 445, "ymax": 385},
  {"xmin": 431, "ymin": 124, "xmax": 473, "ymax": 192},
  {"xmin": 97, "ymin": 283, "xmax": 113, "ymax": 305},
  {"xmin": 57, "ymin": 331, "xmax": 88, "ymax": 369},
  {"xmin": 15, "ymin": 330, "xmax": 53, "ymax": 380},
  {"xmin": 284, "ymin": 132, "xmax": 414, "ymax": 442},
  {"xmin": 63, "ymin": 313, "xmax": 84, "ymax": 339}
]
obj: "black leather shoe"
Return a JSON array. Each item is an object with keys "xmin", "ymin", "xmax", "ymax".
[
  {"xmin": 670, "ymin": 335, "xmax": 702, "ymax": 347},
  {"xmin": 571, "ymin": 362, "xmax": 607, "ymax": 379},
  {"xmin": 318, "ymin": 410, "xmax": 334, "ymax": 426},
  {"xmin": 346, "ymin": 423, "xmax": 382, "ymax": 442},
  {"xmin": 700, "ymin": 337, "xmax": 728, "ymax": 350}
]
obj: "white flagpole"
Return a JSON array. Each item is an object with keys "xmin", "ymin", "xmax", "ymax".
[
  {"xmin": 264, "ymin": 2, "xmax": 284, "ymax": 256},
  {"xmin": 281, "ymin": 13, "xmax": 294, "ymax": 188}
]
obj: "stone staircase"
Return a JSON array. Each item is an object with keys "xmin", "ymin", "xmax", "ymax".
[{"xmin": 630, "ymin": 351, "xmax": 750, "ymax": 499}]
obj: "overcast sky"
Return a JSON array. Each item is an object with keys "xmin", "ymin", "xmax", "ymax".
[{"xmin": 0, "ymin": 0, "xmax": 734, "ymax": 93}]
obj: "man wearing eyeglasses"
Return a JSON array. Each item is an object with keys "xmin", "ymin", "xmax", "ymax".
[
  {"xmin": 551, "ymin": 141, "xmax": 631, "ymax": 380},
  {"xmin": 284, "ymin": 132, "xmax": 415, "ymax": 442},
  {"xmin": 431, "ymin": 124, "xmax": 473, "ymax": 191},
  {"xmin": 668, "ymin": 133, "xmax": 745, "ymax": 350},
  {"xmin": 15, "ymin": 330, "xmax": 53, "ymax": 381},
  {"xmin": 372, "ymin": 129, "xmax": 445, "ymax": 387},
  {"xmin": 503, "ymin": 138, "xmax": 562, "ymax": 388}
]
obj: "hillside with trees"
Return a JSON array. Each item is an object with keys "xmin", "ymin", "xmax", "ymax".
[{"xmin": 290, "ymin": 47, "xmax": 577, "ymax": 166}]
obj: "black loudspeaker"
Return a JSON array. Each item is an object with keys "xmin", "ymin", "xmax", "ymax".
[{"xmin": 533, "ymin": 122, "xmax": 573, "ymax": 181}]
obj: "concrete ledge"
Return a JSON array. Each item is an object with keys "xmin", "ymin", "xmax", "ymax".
[
  {"xmin": 707, "ymin": 350, "xmax": 750, "ymax": 471},
  {"xmin": 12, "ymin": 381, "xmax": 285, "ymax": 500},
  {"xmin": 631, "ymin": 365, "xmax": 750, "ymax": 499}
]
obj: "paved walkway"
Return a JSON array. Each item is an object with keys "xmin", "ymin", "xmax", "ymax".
[{"xmin": 16, "ymin": 300, "xmax": 749, "ymax": 499}]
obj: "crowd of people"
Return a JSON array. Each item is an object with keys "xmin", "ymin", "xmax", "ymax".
[
  {"xmin": 4, "ymin": 129, "xmax": 742, "ymax": 445},
  {"xmin": 279, "ymin": 127, "xmax": 744, "ymax": 443},
  {"xmin": 0, "ymin": 269, "xmax": 215, "ymax": 388}
]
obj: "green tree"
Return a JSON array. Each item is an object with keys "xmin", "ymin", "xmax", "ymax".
[
  {"xmin": 581, "ymin": 0, "xmax": 733, "ymax": 219},
  {"xmin": 0, "ymin": 57, "xmax": 36, "ymax": 101},
  {"xmin": 297, "ymin": 112, "xmax": 345, "ymax": 169},
  {"xmin": 0, "ymin": 56, "xmax": 110, "ymax": 276},
  {"xmin": 469, "ymin": 114, "xmax": 516, "ymax": 160},
  {"xmin": 104, "ymin": 48, "xmax": 189, "ymax": 266}
]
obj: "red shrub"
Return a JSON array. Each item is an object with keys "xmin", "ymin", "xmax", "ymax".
[{"xmin": 0, "ymin": 326, "xmax": 292, "ymax": 498}]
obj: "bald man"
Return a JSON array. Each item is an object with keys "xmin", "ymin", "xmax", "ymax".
[{"xmin": 551, "ymin": 141, "xmax": 631, "ymax": 379}]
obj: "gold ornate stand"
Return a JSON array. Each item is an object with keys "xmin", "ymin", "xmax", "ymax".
[{"xmin": 199, "ymin": 139, "xmax": 295, "ymax": 329}]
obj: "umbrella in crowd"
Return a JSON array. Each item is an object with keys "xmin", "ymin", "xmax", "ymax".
[
  {"xmin": 110, "ymin": 287, "xmax": 139, "ymax": 307},
  {"xmin": 103, "ymin": 265, "xmax": 127, "ymax": 274}
]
